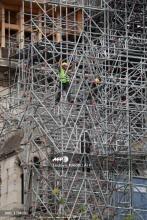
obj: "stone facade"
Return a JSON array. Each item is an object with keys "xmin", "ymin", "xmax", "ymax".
[
  {"xmin": 0, "ymin": 131, "xmax": 24, "ymax": 220},
  {"xmin": 0, "ymin": 156, "xmax": 23, "ymax": 220}
]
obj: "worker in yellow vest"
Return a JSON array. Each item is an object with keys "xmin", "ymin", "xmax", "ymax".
[{"xmin": 55, "ymin": 62, "xmax": 72, "ymax": 104}]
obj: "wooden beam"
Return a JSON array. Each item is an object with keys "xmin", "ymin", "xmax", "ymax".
[
  {"xmin": 3, "ymin": 4, "xmax": 20, "ymax": 12},
  {"xmin": 19, "ymin": 2, "xmax": 24, "ymax": 49},
  {"xmin": 5, "ymin": 23, "xmax": 19, "ymax": 30},
  {"xmin": 38, "ymin": 10, "xmax": 42, "ymax": 41},
  {"xmin": 4, "ymin": 3, "xmax": 39, "ymax": 14},
  {"xmin": 1, "ymin": 6, "xmax": 5, "ymax": 47},
  {"xmin": 76, "ymin": 10, "xmax": 83, "ymax": 33},
  {"xmin": 55, "ymin": 7, "xmax": 62, "ymax": 43}
]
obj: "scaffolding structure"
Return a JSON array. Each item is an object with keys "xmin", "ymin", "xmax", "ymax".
[{"xmin": 1, "ymin": 0, "xmax": 147, "ymax": 219}]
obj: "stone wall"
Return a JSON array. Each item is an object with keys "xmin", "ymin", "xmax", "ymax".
[{"xmin": 0, "ymin": 156, "xmax": 23, "ymax": 220}]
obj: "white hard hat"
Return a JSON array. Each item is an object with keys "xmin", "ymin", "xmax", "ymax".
[
  {"xmin": 62, "ymin": 62, "xmax": 68, "ymax": 67},
  {"xmin": 95, "ymin": 78, "xmax": 101, "ymax": 84}
]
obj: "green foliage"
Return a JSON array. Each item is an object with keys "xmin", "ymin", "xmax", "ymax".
[
  {"xmin": 52, "ymin": 187, "xmax": 60, "ymax": 196},
  {"xmin": 58, "ymin": 197, "xmax": 65, "ymax": 205},
  {"xmin": 124, "ymin": 214, "xmax": 135, "ymax": 220},
  {"xmin": 79, "ymin": 204, "xmax": 87, "ymax": 214},
  {"xmin": 92, "ymin": 214, "xmax": 100, "ymax": 220}
]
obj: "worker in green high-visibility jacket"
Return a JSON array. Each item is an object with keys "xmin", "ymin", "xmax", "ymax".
[{"xmin": 55, "ymin": 62, "xmax": 72, "ymax": 104}]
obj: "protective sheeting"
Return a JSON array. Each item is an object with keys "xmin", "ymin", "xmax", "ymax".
[{"xmin": 114, "ymin": 177, "xmax": 147, "ymax": 220}]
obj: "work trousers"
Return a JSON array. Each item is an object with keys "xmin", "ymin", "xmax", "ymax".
[{"xmin": 55, "ymin": 82, "xmax": 71, "ymax": 104}]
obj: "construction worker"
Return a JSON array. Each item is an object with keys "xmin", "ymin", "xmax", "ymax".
[
  {"xmin": 87, "ymin": 77, "xmax": 102, "ymax": 103},
  {"xmin": 55, "ymin": 62, "xmax": 72, "ymax": 104},
  {"xmin": 76, "ymin": 77, "xmax": 102, "ymax": 111}
]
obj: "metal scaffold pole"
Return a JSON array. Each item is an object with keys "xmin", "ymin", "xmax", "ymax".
[{"xmin": 1, "ymin": 0, "xmax": 147, "ymax": 219}]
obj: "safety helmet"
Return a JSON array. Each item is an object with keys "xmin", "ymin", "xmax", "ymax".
[
  {"xmin": 62, "ymin": 62, "xmax": 68, "ymax": 67},
  {"xmin": 95, "ymin": 78, "xmax": 101, "ymax": 84}
]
